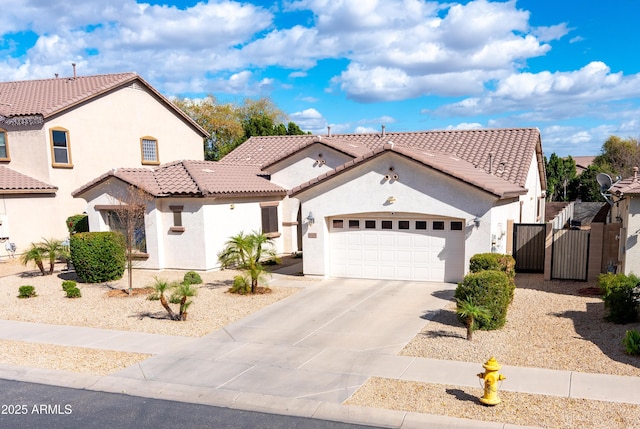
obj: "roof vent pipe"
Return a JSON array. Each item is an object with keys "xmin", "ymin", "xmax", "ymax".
[
  {"xmin": 488, "ymin": 153, "xmax": 493, "ymax": 174},
  {"xmin": 381, "ymin": 124, "xmax": 386, "ymax": 138},
  {"xmin": 634, "ymin": 166, "xmax": 639, "ymax": 182},
  {"xmin": 327, "ymin": 126, "xmax": 331, "ymax": 137},
  {"xmin": 72, "ymin": 63, "xmax": 77, "ymax": 79}
]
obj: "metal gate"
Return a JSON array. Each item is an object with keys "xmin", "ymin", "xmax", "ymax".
[
  {"xmin": 513, "ymin": 224, "xmax": 546, "ymax": 273},
  {"xmin": 551, "ymin": 229, "xmax": 590, "ymax": 281}
]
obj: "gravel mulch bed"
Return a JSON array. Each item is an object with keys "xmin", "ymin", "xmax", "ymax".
[
  {"xmin": 401, "ymin": 273, "xmax": 640, "ymax": 377},
  {"xmin": 0, "ymin": 258, "xmax": 303, "ymax": 374},
  {"xmin": 347, "ymin": 378, "xmax": 640, "ymax": 429}
]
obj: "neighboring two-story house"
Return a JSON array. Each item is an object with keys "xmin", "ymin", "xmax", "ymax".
[{"xmin": 0, "ymin": 72, "xmax": 207, "ymax": 253}]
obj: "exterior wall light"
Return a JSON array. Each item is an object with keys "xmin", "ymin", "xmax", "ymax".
[
  {"xmin": 386, "ymin": 196, "xmax": 396, "ymax": 204},
  {"xmin": 473, "ymin": 216, "xmax": 481, "ymax": 228},
  {"xmin": 306, "ymin": 212, "xmax": 315, "ymax": 225}
]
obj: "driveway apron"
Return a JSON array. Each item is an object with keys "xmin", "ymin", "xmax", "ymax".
[{"xmin": 113, "ymin": 278, "xmax": 455, "ymax": 403}]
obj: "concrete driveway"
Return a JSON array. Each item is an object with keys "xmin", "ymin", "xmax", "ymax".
[{"xmin": 113, "ymin": 278, "xmax": 456, "ymax": 403}]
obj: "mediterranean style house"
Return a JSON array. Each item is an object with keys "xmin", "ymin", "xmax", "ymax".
[
  {"xmin": 75, "ymin": 127, "xmax": 546, "ymax": 283},
  {"xmin": 0, "ymin": 71, "xmax": 207, "ymax": 253}
]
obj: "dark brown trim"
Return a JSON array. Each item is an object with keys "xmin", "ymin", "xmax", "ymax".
[
  {"xmin": 169, "ymin": 226, "xmax": 185, "ymax": 233},
  {"xmin": 260, "ymin": 201, "xmax": 280, "ymax": 208},
  {"xmin": 282, "ymin": 221, "xmax": 298, "ymax": 226},
  {"xmin": 169, "ymin": 205, "xmax": 184, "ymax": 211},
  {"xmin": 265, "ymin": 232, "xmax": 281, "ymax": 239}
]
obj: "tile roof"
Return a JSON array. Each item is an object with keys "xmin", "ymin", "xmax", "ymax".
[
  {"xmin": 0, "ymin": 72, "xmax": 207, "ymax": 136},
  {"xmin": 0, "ymin": 166, "xmax": 57, "ymax": 194},
  {"xmin": 221, "ymin": 128, "xmax": 544, "ymax": 190},
  {"xmin": 289, "ymin": 143, "xmax": 528, "ymax": 199},
  {"xmin": 610, "ymin": 172, "xmax": 640, "ymax": 196},
  {"xmin": 72, "ymin": 160, "xmax": 286, "ymax": 198}
]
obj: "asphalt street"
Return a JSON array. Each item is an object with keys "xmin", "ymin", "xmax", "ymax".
[{"xmin": 0, "ymin": 379, "xmax": 383, "ymax": 429}]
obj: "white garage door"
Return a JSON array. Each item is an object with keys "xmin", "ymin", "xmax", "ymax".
[{"xmin": 329, "ymin": 217, "xmax": 465, "ymax": 282}]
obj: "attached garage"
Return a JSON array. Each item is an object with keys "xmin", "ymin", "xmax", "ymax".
[{"xmin": 329, "ymin": 215, "xmax": 465, "ymax": 282}]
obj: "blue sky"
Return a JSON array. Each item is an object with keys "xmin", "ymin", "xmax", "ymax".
[{"xmin": 1, "ymin": 0, "xmax": 639, "ymax": 157}]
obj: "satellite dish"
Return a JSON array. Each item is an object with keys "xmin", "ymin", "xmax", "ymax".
[{"xmin": 596, "ymin": 173, "xmax": 613, "ymax": 192}]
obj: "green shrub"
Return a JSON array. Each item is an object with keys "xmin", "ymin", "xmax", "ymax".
[
  {"xmin": 65, "ymin": 287, "xmax": 82, "ymax": 298},
  {"xmin": 66, "ymin": 214, "xmax": 89, "ymax": 234},
  {"xmin": 183, "ymin": 271, "xmax": 203, "ymax": 285},
  {"xmin": 18, "ymin": 285, "xmax": 36, "ymax": 298},
  {"xmin": 469, "ymin": 253, "xmax": 516, "ymax": 278},
  {"xmin": 62, "ymin": 280, "xmax": 77, "ymax": 291},
  {"xmin": 623, "ymin": 330, "xmax": 640, "ymax": 355},
  {"xmin": 229, "ymin": 275, "xmax": 251, "ymax": 295},
  {"xmin": 598, "ymin": 273, "xmax": 639, "ymax": 324},
  {"xmin": 454, "ymin": 270, "xmax": 513, "ymax": 330},
  {"xmin": 70, "ymin": 232, "xmax": 126, "ymax": 283}
]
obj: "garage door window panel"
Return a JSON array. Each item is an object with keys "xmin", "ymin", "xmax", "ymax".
[
  {"xmin": 349, "ymin": 220, "xmax": 360, "ymax": 229},
  {"xmin": 433, "ymin": 221, "xmax": 445, "ymax": 230},
  {"xmin": 381, "ymin": 220, "xmax": 392, "ymax": 229},
  {"xmin": 451, "ymin": 221, "xmax": 463, "ymax": 230},
  {"xmin": 365, "ymin": 220, "xmax": 376, "ymax": 229},
  {"xmin": 333, "ymin": 219, "xmax": 344, "ymax": 229}
]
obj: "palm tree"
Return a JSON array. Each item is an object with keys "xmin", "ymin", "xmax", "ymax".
[
  {"xmin": 38, "ymin": 238, "xmax": 68, "ymax": 275},
  {"xmin": 456, "ymin": 298, "xmax": 491, "ymax": 341},
  {"xmin": 218, "ymin": 231, "xmax": 277, "ymax": 293},
  {"xmin": 152, "ymin": 277, "xmax": 177, "ymax": 320},
  {"xmin": 20, "ymin": 243, "xmax": 46, "ymax": 276},
  {"xmin": 172, "ymin": 281, "xmax": 198, "ymax": 321}
]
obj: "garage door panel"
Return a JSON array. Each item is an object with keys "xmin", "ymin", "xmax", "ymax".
[{"xmin": 330, "ymin": 217, "xmax": 464, "ymax": 282}]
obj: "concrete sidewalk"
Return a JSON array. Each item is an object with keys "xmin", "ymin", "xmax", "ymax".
[{"xmin": 1, "ymin": 271, "xmax": 639, "ymax": 428}]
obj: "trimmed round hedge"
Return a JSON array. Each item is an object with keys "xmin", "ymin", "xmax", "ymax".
[
  {"xmin": 70, "ymin": 232, "xmax": 126, "ymax": 283},
  {"xmin": 454, "ymin": 270, "xmax": 513, "ymax": 330}
]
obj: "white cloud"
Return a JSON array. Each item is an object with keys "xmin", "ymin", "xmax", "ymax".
[
  {"xmin": 531, "ymin": 23, "xmax": 571, "ymax": 42},
  {"xmin": 447, "ymin": 122, "xmax": 484, "ymax": 130},
  {"xmin": 435, "ymin": 61, "xmax": 640, "ymax": 120},
  {"xmin": 354, "ymin": 126, "xmax": 378, "ymax": 134},
  {"xmin": 289, "ymin": 107, "xmax": 327, "ymax": 133}
]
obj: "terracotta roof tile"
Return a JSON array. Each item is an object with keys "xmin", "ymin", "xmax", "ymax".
[
  {"xmin": 0, "ymin": 166, "xmax": 57, "ymax": 194},
  {"xmin": 73, "ymin": 160, "xmax": 286, "ymax": 198},
  {"xmin": 0, "ymin": 72, "xmax": 208, "ymax": 136},
  {"xmin": 290, "ymin": 144, "xmax": 527, "ymax": 199},
  {"xmin": 221, "ymin": 128, "xmax": 543, "ymax": 189},
  {"xmin": 611, "ymin": 174, "xmax": 640, "ymax": 196}
]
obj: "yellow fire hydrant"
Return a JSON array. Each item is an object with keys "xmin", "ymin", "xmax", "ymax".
[{"xmin": 477, "ymin": 356, "xmax": 506, "ymax": 405}]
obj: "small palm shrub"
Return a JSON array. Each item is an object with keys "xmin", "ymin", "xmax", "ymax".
[
  {"xmin": 183, "ymin": 271, "xmax": 203, "ymax": 285},
  {"xmin": 65, "ymin": 287, "xmax": 82, "ymax": 298},
  {"xmin": 623, "ymin": 330, "xmax": 640, "ymax": 355},
  {"xmin": 18, "ymin": 285, "xmax": 36, "ymax": 298},
  {"xmin": 456, "ymin": 298, "xmax": 491, "ymax": 341},
  {"xmin": 230, "ymin": 275, "xmax": 251, "ymax": 295},
  {"xmin": 455, "ymin": 270, "xmax": 513, "ymax": 330},
  {"xmin": 598, "ymin": 273, "xmax": 639, "ymax": 324},
  {"xmin": 150, "ymin": 277, "xmax": 197, "ymax": 321}
]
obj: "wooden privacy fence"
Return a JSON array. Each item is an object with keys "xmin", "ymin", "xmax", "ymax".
[
  {"xmin": 513, "ymin": 224, "xmax": 546, "ymax": 273},
  {"xmin": 551, "ymin": 229, "xmax": 590, "ymax": 281}
]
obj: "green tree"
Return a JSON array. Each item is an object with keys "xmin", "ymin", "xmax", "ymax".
[
  {"xmin": 218, "ymin": 231, "xmax": 277, "ymax": 294},
  {"xmin": 172, "ymin": 95, "xmax": 244, "ymax": 161},
  {"xmin": 594, "ymin": 136, "xmax": 640, "ymax": 179},
  {"xmin": 568, "ymin": 135, "xmax": 640, "ymax": 202},
  {"xmin": 545, "ymin": 153, "xmax": 577, "ymax": 201},
  {"xmin": 173, "ymin": 95, "xmax": 307, "ymax": 161}
]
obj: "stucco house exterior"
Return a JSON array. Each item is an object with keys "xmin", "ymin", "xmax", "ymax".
[
  {"xmin": 76, "ymin": 127, "xmax": 546, "ymax": 282},
  {"xmin": 0, "ymin": 71, "xmax": 207, "ymax": 253},
  {"xmin": 72, "ymin": 160, "xmax": 287, "ymax": 271}
]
